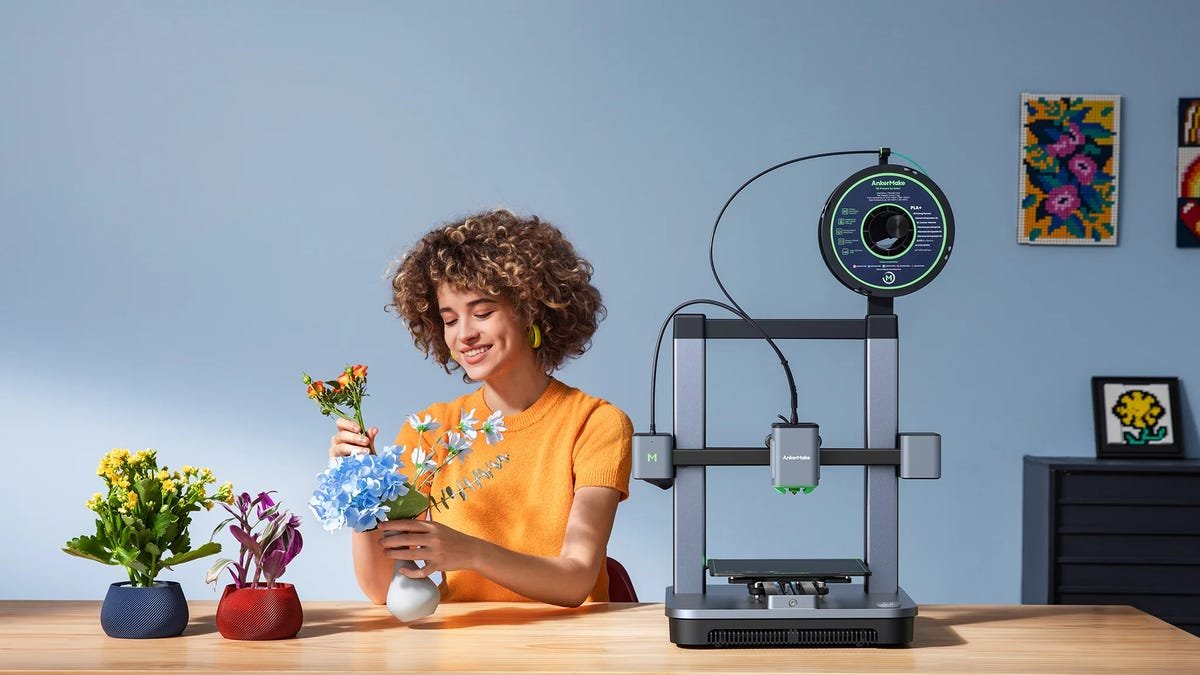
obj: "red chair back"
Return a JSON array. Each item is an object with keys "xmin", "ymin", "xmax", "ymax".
[{"xmin": 606, "ymin": 557, "xmax": 638, "ymax": 602}]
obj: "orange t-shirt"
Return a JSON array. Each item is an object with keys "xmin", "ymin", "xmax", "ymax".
[{"xmin": 392, "ymin": 378, "xmax": 632, "ymax": 601}]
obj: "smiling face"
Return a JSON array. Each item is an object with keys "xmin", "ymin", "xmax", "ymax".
[{"xmin": 437, "ymin": 283, "xmax": 537, "ymax": 384}]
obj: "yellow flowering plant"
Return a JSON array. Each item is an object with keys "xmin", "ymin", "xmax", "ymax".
[{"xmin": 64, "ymin": 448, "xmax": 234, "ymax": 587}]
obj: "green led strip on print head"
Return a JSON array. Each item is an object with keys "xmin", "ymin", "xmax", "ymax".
[
  {"xmin": 774, "ymin": 486, "xmax": 816, "ymax": 494},
  {"xmin": 830, "ymin": 172, "xmax": 948, "ymax": 290}
]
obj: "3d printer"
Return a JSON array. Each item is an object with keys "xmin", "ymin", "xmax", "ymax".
[{"xmin": 633, "ymin": 148, "xmax": 954, "ymax": 647}]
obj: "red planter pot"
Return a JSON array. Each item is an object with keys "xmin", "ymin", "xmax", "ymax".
[{"xmin": 216, "ymin": 583, "xmax": 303, "ymax": 640}]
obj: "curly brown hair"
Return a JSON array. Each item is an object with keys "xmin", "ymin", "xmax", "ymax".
[{"xmin": 387, "ymin": 209, "xmax": 606, "ymax": 378}]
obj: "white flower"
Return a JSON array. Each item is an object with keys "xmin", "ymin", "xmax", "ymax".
[
  {"xmin": 481, "ymin": 410, "xmax": 506, "ymax": 445},
  {"xmin": 456, "ymin": 408, "xmax": 479, "ymax": 440},
  {"xmin": 410, "ymin": 446, "xmax": 437, "ymax": 475},
  {"xmin": 442, "ymin": 431, "xmax": 473, "ymax": 460},
  {"xmin": 407, "ymin": 413, "xmax": 439, "ymax": 434}
]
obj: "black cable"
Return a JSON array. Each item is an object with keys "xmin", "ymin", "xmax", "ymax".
[
  {"xmin": 649, "ymin": 298, "xmax": 790, "ymax": 433},
  {"xmin": 706, "ymin": 150, "xmax": 878, "ymax": 423},
  {"xmin": 648, "ymin": 149, "xmax": 883, "ymax": 433}
]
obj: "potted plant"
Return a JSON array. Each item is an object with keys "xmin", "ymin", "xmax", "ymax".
[
  {"xmin": 63, "ymin": 448, "xmax": 233, "ymax": 638},
  {"xmin": 205, "ymin": 491, "xmax": 304, "ymax": 640}
]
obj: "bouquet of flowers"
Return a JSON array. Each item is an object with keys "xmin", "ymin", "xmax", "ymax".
[
  {"xmin": 303, "ymin": 364, "xmax": 369, "ymax": 438},
  {"xmin": 205, "ymin": 491, "xmax": 303, "ymax": 589},
  {"xmin": 64, "ymin": 448, "xmax": 234, "ymax": 587},
  {"xmin": 302, "ymin": 364, "xmax": 508, "ymax": 532}
]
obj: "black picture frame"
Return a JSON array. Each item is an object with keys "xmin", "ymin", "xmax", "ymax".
[{"xmin": 1091, "ymin": 376, "xmax": 1184, "ymax": 459}]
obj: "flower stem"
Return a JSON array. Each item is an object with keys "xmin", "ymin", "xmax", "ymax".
[{"xmin": 355, "ymin": 409, "xmax": 368, "ymax": 445}]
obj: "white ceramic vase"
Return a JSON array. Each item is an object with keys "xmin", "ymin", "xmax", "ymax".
[{"xmin": 386, "ymin": 559, "xmax": 440, "ymax": 622}]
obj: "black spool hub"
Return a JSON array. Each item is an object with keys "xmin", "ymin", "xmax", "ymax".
[{"xmin": 818, "ymin": 164, "xmax": 954, "ymax": 297}]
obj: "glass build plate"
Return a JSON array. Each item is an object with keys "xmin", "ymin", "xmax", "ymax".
[{"xmin": 707, "ymin": 558, "xmax": 870, "ymax": 582}]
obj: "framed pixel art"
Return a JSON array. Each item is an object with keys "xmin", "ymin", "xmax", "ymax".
[
  {"xmin": 1178, "ymin": 98, "xmax": 1200, "ymax": 248},
  {"xmin": 1091, "ymin": 376, "xmax": 1184, "ymax": 459},
  {"xmin": 1019, "ymin": 94, "xmax": 1121, "ymax": 245}
]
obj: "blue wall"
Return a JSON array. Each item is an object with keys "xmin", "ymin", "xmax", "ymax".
[{"xmin": 3, "ymin": 1, "xmax": 1197, "ymax": 603}]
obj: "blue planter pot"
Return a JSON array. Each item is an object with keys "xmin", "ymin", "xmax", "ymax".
[{"xmin": 100, "ymin": 581, "xmax": 189, "ymax": 639}]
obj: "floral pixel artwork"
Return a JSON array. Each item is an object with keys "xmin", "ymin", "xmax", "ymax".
[
  {"xmin": 1105, "ymin": 384, "xmax": 1175, "ymax": 446},
  {"xmin": 1178, "ymin": 98, "xmax": 1200, "ymax": 248},
  {"xmin": 1018, "ymin": 94, "xmax": 1121, "ymax": 245}
]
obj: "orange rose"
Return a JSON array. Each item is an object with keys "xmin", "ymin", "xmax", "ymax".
[
  {"xmin": 337, "ymin": 373, "xmax": 353, "ymax": 389},
  {"xmin": 307, "ymin": 381, "xmax": 326, "ymax": 399},
  {"xmin": 352, "ymin": 364, "xmax": 368, "ymax": 380}
]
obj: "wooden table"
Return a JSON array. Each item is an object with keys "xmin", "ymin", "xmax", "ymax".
[{"xmin": 2, "ymin": 602, "xmax": 1198, "ymax": 673}]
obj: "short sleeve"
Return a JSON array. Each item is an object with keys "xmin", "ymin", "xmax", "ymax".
[{"xmin": 571, "ymin": 403, "xmax": 634, "ymax": 501}]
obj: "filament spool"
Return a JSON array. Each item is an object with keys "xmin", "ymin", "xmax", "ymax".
[{"xmin": 818, "ymin": 165, "xmax": 954, "ymax": 297}]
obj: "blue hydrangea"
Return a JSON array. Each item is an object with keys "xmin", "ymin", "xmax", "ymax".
[{"xmin": 309, "ymin": 445, "xmax": 409, "ymax": 533}]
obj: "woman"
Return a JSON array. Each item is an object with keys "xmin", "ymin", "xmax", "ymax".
[{"xmin": 327, "ymin": 209, "xmax": 633, "ymax": 607}]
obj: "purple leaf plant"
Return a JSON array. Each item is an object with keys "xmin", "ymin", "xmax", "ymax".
[{"xmin": 205, "ymin": 491, "xmax": 303, "ymax": 589}]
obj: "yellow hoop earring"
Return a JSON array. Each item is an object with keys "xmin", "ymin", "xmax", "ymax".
[
  {"xmin": 528, "ymin": 324, "xmax": 542, "ymax": 349},
  {"xmin": 449, "ymin": 351, "xmax": 460, "ymax": 364}
]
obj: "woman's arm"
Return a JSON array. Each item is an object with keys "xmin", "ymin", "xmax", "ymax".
[
  {"xmin": 378, "ymin": 485, "xmax": 621, "ymax": 607},
  {"xmin": 351, "ymin": 528, "xmax": 394, "ymax": 604}
]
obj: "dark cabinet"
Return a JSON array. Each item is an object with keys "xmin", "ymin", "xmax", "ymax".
[{"xmin": 1022, "ymin": 456, "xmax": 1200, "ymax": 637}]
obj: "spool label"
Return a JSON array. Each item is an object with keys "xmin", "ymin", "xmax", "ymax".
[{"xmin": 829, "ymin": 172, "xmax": 948, "ymax": 291}]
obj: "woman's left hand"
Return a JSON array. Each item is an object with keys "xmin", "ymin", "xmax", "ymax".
[{"xmin": 376, "ymin": 519, "xmax": 483, "ymax": 578}]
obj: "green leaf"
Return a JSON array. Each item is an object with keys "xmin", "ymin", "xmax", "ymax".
[
  {"xmin": 112, "ymin": 546, "xmax": 136, "ymax": 567},
  {"xmin": 385, "ymin": 488, "xmax": 431, "ymax": 520},
  {"xmin": 1065, "ymin": 215, "xmax": 1085, "ymax": 238},
  {"xmin": 209, "ymin": 516, "xmax": 237, "ymax": 542},
  {"xmin": 153, "ymin": 512, "xmax": 179, "ymax": 539},
  {"xmin": 1021, "ymin": 194, "xmax": 1038, "ymax": 208},
  {"xmin": 204, "ymin": 557, "xmax": 236, "ymax": 585},
  {"xmin": 161, "ymin": 541, "xmax": 222, "ymax": 567},
  {"xmin": 171, "ymin": 531, "xmax": 192, "ymax": 557},
  {"xmin": 135, "ymin": 478, "xmax": 161, "ymax": 506},
  {"xmin": 1079, "ymin": 123, "xmax": 1114, "ymax": 139},
  {"xmin": 145, "ymin": 542, "xmax": 161, "ymax": 557},
  {"xmin": 257, "ymin": 514, "xmax": 289, "ymax": 552},
  {"xmin": 63, "ymin": 535, "xmax": 116, "ymax": 565}
]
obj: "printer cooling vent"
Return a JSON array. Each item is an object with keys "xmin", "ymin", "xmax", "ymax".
[{"xmin": 707, "ymin": 628, "xmax": 878, "ymax": 647}]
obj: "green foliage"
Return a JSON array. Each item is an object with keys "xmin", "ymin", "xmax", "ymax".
[
  {"xmin": 162, "ymin": 542, "xmax": 222, "ymax": 568},
  {"xmin": 62, "ymin": 535, "xmax": 115, "ymax": 565},
  {"xmin": 63, "ymin": 448, "xmax": 234, "ymax": 587},
  {"xmin": 386, "ymin": 487, "xmax": 432, "ymax": 520}
]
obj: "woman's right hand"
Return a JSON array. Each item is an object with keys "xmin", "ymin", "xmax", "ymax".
[{"xmin": 329, "ymin": 418, "xmax": 378, "ymax": 458}]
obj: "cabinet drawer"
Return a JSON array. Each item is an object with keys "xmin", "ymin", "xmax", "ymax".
[
  {"xmin": 1057, "ymin": 562, "xmax": 1200, "ymax": 591},
  {"xmin": 1058, "ymin": 533, "xmax": 1200, "ymax": 561},
  {"xmin": 1059, "ymin": 471, "xmax": 1200, "ymax": 504},
  {"xmin": 1058, "ymin": 504, "xmax": 1200, "ymax": 534}
]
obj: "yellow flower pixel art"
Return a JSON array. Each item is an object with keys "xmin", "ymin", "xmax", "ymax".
[{"xmin": 1111, "ymin": 389, "xmax": 1168, "ymax": 444}]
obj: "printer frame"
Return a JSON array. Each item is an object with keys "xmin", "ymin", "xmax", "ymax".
[{"xmin": 654, "ymin": 297, "xmax": 940, "ymax": 647}]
